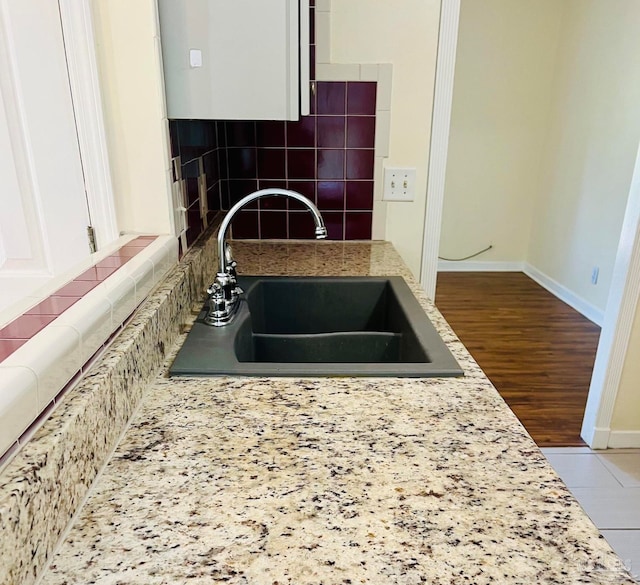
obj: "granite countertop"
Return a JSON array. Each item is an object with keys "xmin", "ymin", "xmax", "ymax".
[{"xmin": 41, "ymin": 241, "xmax": 634, "ymax": 584}]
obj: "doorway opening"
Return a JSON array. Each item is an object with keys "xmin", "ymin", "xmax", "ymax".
[{"xmin": 423, "ymin": 0, "xmax": 640, "ymax": 448}]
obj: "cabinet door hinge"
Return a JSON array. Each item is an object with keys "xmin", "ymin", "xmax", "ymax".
[{"xmin": 87, "ymin": 225, "xmax": 97, "ymax": 254}]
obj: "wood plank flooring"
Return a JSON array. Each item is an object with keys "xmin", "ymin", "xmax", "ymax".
[{"xmin": 435, "ymin": 272, "xmax": 601, "ymax": 447}]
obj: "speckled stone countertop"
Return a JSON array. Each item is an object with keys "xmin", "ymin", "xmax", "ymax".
[{"xmin": 41, "ymin": 241, "xmax": 634, "ymax": 584}]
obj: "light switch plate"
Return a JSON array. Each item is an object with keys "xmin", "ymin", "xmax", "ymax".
[{"xmin": 383, "ymin": 167, "xmax": 416, "ymax": 201}]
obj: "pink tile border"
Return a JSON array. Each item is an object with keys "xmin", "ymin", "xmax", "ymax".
[{"xmin": 0, "ymin": 236, "xmax": 158, "ymax": 363}]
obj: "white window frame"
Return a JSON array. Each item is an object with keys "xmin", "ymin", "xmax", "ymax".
[{"xmin": 58, "ymin": 0, "xmax": 118, "ymax": 249}]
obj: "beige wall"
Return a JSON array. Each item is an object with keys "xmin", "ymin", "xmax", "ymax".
[
  {"xmin": 91, "ymin": 0, "xmax": 173, "ymax": 235},
  {"xmin": 528, "ymin": 0, "xmax": 640, "ymax": 313},
  {"xmin": 331, "ymin": 0, "xmax": 441, "ymax": 277},
  {"xmin": 440, "ymin": 0, "xmax": 563, "ymax": 263}
]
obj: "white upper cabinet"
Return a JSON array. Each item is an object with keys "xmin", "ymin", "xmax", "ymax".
[{"xmin": 158, "ymin": 0, "xmax": 309, "ymax": 121}]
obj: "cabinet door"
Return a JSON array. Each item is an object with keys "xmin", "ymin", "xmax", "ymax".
[{"xmin": 159, "ymin": 0, "xmax": 303, "ymax": 120}]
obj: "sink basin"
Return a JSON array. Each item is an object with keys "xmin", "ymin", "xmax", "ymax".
[{"xmin": 169, "ymin": 276, "xmax": 463, "ymax": 377}]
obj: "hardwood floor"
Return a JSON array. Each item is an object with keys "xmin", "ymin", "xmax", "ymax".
[{"xmin": 435, "ymin": 272, "xmax": 601, "ymax": 447}]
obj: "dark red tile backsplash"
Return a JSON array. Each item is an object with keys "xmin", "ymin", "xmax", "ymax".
[
  {"xmin": 167, "ymin": 3, "xmax": 376, "ymax": 243},
  {"xmin": 169, "ymin": 2, "xmax": 376, "ymax": 245}
]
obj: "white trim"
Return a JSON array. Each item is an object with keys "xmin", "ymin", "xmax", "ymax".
[
  {"xmin": 581, "ymin": 141, "xmax": 640, "ymax": 448},
  {"xmin": 523, "ymin": 263, "xmax": 604, "ymax": 326},
  {"xmin": 587, "ymin": 427, "xmax": 611, "ymax": 450},
  {"xmin": 0, "ymin": 235, "xmax": 179, "ymax": 457},
  {"xmin": 58, "ymin": 0, "xmax": 118, "ymax": 250},
  {"xmin": 607, "ymin": 431, "xmax": 640, "ymax": 449},
  {"xmin": 420, "ymin": 0, "xmax": 460, "ymax": 301},
  {"xmin": 299, "ymin": 0, "xmax": 310, "ymax": 116},
  {"xmin": 438, "ymin": 260, "xmax": 524, "ymax": 272}
]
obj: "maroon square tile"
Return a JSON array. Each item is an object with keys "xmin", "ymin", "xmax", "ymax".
[
  {"xmin": 287, "ymin": 181, "xmax": 316, "ymax": 209},
  {"xmin": 75, "ymin": 266, "xmax": 118, "ymax": 281},
  {"xmin": 228, "ymin": 148, "xmax": 257, "ymax": 179},
  {"xmin": 180, "ymin": 146, "xmax": 204, "ymax": 164},
  {"xmin": 207, "ymin": 185, "xmax": 222, "ymax": 212},
  {"xmin": 286, "ymin": 117, "xmax": 316, "ymax": 148},
  {"xmin": 317, "ymin": 149, "xmax": 345, "ymax": 180},
  {"xmin": 287, "ymin": 150, "xmax": 316, "ymax": 179},
  {"xmin": 218, "ymin": 149, "xmax": 229, "ymax": 180},
  {"xmin": 225, "ymin": 121, "xmax": 256, "ymax": 147},
  {"xmin": 260, "ymin": 211, "xmax": 288, "ymax": 239},
  {"xmin": 26, "ymin": 296, "xmax": 80, "ymax": 315},
  {"xmin": 215, "ymin": 121, "xmax": 226, "ymax": 147},
  {"xmin": 317, "ymin": 181, "xmax": 345, "ymax": 210},
  {"xmin": 288, "ymin": 211, "xmax": 316, "ymax": 239},
  {"xmin": 111, "ymin": 248, "xmax": 140, "ymax": 259},
  {"xmin": 186, "ymin": 204, "xmax": 203, "ymax": 234},
  {"xmin": 96, "ymin": 255, "xmax": 129, "ymax": 269},
  {"xmin": 220, "ymin": 179, "xmax": 231, "ymax": 209},
  {"xmin": 185, "ymin": 177, "xmax": 199, "ymax": 207},
  {"xmin": 310, "ymin": 6, "xmax": 315, "ymax": 44},
  {"xmin": 185, "ymin": 225, "xmax": 202, "ymax": 247},
  {"xmin": 178, "ymin": 120, "xmax": 212, "ymax": 149},
  {"xmin": 257, "ymin": 181, "xmax": 288, "ymax": 209},
  {"xmin": 231, "ymin": 210, "xmax": 259, "ymax": 239},
  {"xmin": 131, "ymin": 235, "xmax": 157, "ymax": 243},
  {"xmin": 258, "ymin": 149, "xmax": 286, "ymax": 179},
  {"xmin": 204, "ymin": 151, "xmax": 219, "ymax": 184},
  {"xmin": 205, "ymin": 120, "xmax": 218, "ymax": 149},
  {"xmin": 0, "ymin": 339, "xmax": 27, "ymax": 361},
  {"xmin": 317, "ymin": 82, "xmax": 346, "ymax": 115},
  {"xmin": 169, "ymin": 120, "xmax": 180, "ymax": 157},
  {"xmin": 347, "ymin": 82, "xmax": 377, "ymax": 115},
  {"xmin": 56, "ymin": 280, "xmax": 101, "ymax": 297},
  {"xmin": 70, "ymin": 266, "xmax": 98, "ymax": 282},
  {"xmin": 345, "ymin": 212, "xmax": 373, "ymax": 240},
  {"xmin": 309, "ymin": 46, "xmax": 316, "ymax": 83},
  {"xmin": 346, "ymin": 150, "xmax": 375, "ymax": 180},
  {"xmin": 0, "ymin": 314, "xmax": 57, "ymax": 339},
  {"xmin": 317, "ymin": 116, "xmax": 345, "ymax": 148},
  {"xmin": 347, "ymin": 117, "xmax": 376, "ymax": 148},
  {"xmin": 256, "ymin": 121, "xmax": 286, "ymax": 147},
  {"xmin": 118, "ymin": 244, "xmax": 148, "ymax": 255},
  {"xmin": 322, "ymin": 211, "xmax": 345, "ymax": 240},
  {"xmin": 182, "ymin": 157, "xmax": 199, "ymax": 178},
  {"xmin": 229, "ymin": 180, "xmax": 259, "ymax": 206},
  {"xmin": 346, "ymin": 181, "xmax": 374, "ymax": 210}
]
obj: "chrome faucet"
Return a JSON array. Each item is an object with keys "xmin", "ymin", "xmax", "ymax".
[{"xmin": 204, "ymin": 188, "xmax": 327, "ymax": 326}]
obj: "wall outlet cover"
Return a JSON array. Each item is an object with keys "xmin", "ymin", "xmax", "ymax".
[{"xmin": 383, "ymin": 167, "xmax": 416, "ymax": 201}]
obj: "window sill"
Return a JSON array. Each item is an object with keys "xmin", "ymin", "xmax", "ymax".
[{"xmin": 0, "ymin": 234, "xmax": 178, "ymax": 458}]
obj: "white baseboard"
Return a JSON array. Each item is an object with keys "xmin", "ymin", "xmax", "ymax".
[
  {"xmin": 437, "ymin": 260, "xmax": 524, "ymax": 272},
  {"xmin": 582, "ymin": 426, "xmax": 610, "ymax": 450},
  {"xmin": 523, "ymin": 263, "xmax": 604, "ymax": 326},
  {"xmin": 608, "ymin": 430, "xmax": 640, "ymax": 448}
]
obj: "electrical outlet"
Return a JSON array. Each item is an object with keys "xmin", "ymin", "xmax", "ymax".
[
  {"xmin": 591, "ymin": 266, "xmax": 599, "ymax": 285},
  {"xmin": 383, "ymin": 167, "xmax": 416, "ymax": 201}
]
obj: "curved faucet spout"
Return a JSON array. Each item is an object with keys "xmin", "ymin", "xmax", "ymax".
[
  {"xmin": 206, "ymin": 189, "xmax": 327, "ymax": 326},
  {"xmin": 217, "ymin": 189, "xmax": 327, "ymax": 276}
]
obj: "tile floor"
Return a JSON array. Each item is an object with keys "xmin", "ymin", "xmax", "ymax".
[{"xmin": 542, "ymin": 447, "xmax": 640, "ymax": 581}]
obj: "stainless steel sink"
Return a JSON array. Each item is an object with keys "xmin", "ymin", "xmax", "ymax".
[{"xmin": 169, "ymin": 276, "xmax": 463, "ymax": 377}]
